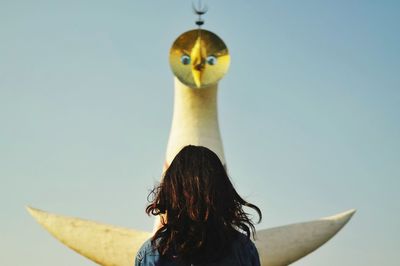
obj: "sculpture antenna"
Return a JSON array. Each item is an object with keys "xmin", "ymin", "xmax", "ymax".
[{"xmin": 192, "ymin": 0, "xmax": 208, "ymax": 27}]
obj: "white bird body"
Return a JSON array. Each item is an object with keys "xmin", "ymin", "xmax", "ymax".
[{"xmin": 165, "ymin": 78, "xmax": 225, "ymax": 167}]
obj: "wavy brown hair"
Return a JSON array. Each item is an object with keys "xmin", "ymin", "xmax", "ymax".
[{"xmin": 146, "ymin": 145, "xmax": 262, "ymax": 264}]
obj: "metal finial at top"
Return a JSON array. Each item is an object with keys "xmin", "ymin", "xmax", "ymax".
[{"xmin": 192, "ymin": 0, "xmax": 208, "ymax": 27}]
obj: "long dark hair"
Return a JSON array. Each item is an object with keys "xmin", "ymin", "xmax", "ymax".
[{"xmin": 146, "ymin": 145, "xmax": 262, "ymax": 264}]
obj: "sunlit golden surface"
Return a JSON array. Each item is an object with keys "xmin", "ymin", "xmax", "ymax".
[{"xmin": 169, "ymin": 29, "xmax": 230, "ymax": 88}]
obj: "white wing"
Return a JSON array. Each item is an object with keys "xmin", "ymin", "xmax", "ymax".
[
  {"xmin": 27, "ymin": 207, "xmax": 151, "ymax": 266},
  {"xmin": 255, "ymin": 209, "xmax": 356, "ymax": 266}
]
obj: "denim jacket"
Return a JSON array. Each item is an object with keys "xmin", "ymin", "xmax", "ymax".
[{"xmin": 134, "ymin": 232, "xmax": 260, "ymax": 266}]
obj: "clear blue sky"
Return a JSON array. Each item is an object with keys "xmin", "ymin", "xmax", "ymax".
[{"xmin": 1, "ymin": 0, "xmax": 399, "ymax": 265}]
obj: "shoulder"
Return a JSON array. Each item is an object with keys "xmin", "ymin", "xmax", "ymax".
[
  {"xmin": 231, "ymin": 232, "xmax": 260, "ymax": 266},
  {"xmin": 137, "ymin": 238, "xmax": 157, "ymax": 256},
  {"xmin": 135, "ymin": 238, "xmax": 160, "ymax": 266}
]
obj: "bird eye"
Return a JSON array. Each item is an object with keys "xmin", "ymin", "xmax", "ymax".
[
  {"xmin": 181, "ymin": 55, "xmax": 191, "ymax": 65},
  {"xmin": 206, "ymin": 55, "xmax": 217, "ymax": 65}
]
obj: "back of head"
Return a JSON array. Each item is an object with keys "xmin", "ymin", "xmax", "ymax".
[{"xmin": 146, "ymin": 145, "xmax": 261, "ymax": 264}]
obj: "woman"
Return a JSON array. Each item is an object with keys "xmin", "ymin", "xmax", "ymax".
[{"xmin": 135, "ymin": 145, "xmax": 262, "ymax": 266}]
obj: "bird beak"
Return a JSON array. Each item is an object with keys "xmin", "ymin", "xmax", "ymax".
[{"xmin": 191, "ymin": 36, "xmax": 207, "ymax": 88}]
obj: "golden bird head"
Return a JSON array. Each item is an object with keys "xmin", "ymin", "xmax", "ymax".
[{"xmin": 169, "ymin": 29, "xmax": 230, "ymax": 89}]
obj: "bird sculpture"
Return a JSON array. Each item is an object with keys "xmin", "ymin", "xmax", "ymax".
[{"xmin": 28, "ymin": 4, "xmax": 355, "ymax": 266}]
